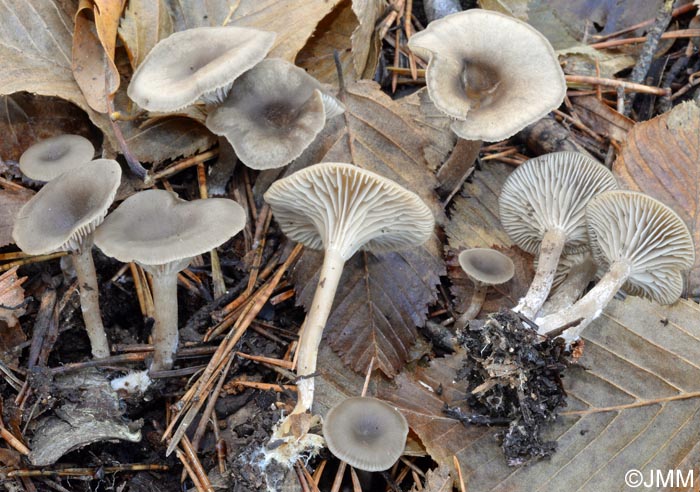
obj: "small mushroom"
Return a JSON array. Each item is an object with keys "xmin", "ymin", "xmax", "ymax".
[
  {"xmin": 264, "ymin": 163, "xmax": 434, "ymax": 422},
  {"xmin": 19, "ymin": 135, "xmax": 95, "ymax": 182},
  {"xmin": 206, "ymin": 59, "xmax": 344, "ymax": 170},
  {"xmin": 538, "ymin": 252, "xmax": 598, "ymax": 317},
  {"xmin": 127, "ymin": 26, "xmax": 276, "ymax": 112},
  {"xmin": 407, "ymin": 9, "xmax": 566, "ymax": 141},
  {"xmin": 12, "ymin": 159, "xmax": 122, "ymax": 358},
  {"xmin": 536, "ymin": 191, "xmax": 695, "ymax": 342},
  {"xmin": 454, "ymin": 248, "xmax": 514, "ymax": 328},
  {"xmin": 322, "ymin": 396, "xmax": 408, "ymax": 472},
  {"xmin": 499, "ymin": 152, "xmax": 618, "ymax": 319},
  {"xmin": 94, "ymin": 190, "xmax": 246, "ymax": 371}
]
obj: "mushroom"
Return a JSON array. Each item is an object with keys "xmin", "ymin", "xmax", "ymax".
[
  {"xmin": 94, "ymin": 190, "xmax": 246, "ymax": 371},
  {"xmin": 264, "ymin": 162, "xmax": 434, "ymax": 421},
  {"xmin": 12, "ymin": 159, "xmax": 122, "ymax": 358},
  {"xmin": 536, "ymin": 190, "xmax": 695, "ymax": 343},
  {"xmin": 19, "ymin": 135, "xmax": 95, "ymax": 182},
  {"xmin": 499, "ymin": 152, "xmax": 618, "ymax": 319},
  {"xmin": 538, "ymin": 252, "xmax": 598, "ymax": 317},
  {"xmin": 206, "ymin": 59, "xmax": 344, "ymax": 170},
  {"xmin": 127, "ymin": 26, "xmax": 276, "ymax": 112},
  {"xmin": 322, "ymin": 396, "xmax": 408, "ymax": 472},
  {"xmin": 407, "ymin": 9, "xmax": 566, "ymax": 142},
  {"xmin": 454, "ymin": 248, "xmax": 514, "ymax": 328}
]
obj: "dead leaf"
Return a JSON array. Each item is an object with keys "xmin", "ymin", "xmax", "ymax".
[
  {"xmin": 612, "ymin": 101, "xmax": 700, "ymax": 297},
  {"xmin": 0, "ymin": 187, "xmax": 34, "ymax": 248},
  {"xmin": 0, "ymin": 267, "xmax": 27, "ymax": 328},
  {"xmin": 419, "ymin": 466, "xmax": 454, "ymax": 492},
  {"xmin": 572, "ymin": 96, "xmax": 634, "ymax": 144},
  {"xmin": 72, "ymin": 0, "xmax": 127, "ymax": 113},
  {"xmin": 118, "ymin": 0, "xmax": 173, "ymax": 70}
]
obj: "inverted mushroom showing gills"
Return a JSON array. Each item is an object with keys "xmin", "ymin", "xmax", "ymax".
[
  {"xmin": 12, "ymin": 160, "xmax": 122, "ymax": 358},
  {"xmin": 499, "ymin": 152, "xmax": 618, "ymax": 319},
  {"xmin": 19, "ymin": 134, "xmax": 95, "ymax": 182},
  {"xmin": 407, "ymin": 9, "xmax": 566, "ymax": 141},
  {"xmin": 537, "ymin": 191, "xmax": 695, "ymax": 343},
  {"xmin": 94, "ymin": 190, "xmax": 246, "ymax": 371},
  {"xmin": 127, "ymin": 26, "xmax": 276, "ymax": 112},
  {"xmin": 206, "ymin": 59, "xmax": 344, "ymax": 170},
  {"xmin": 264, "ymin": 163, "xmax": 434, "ymax": 424}
]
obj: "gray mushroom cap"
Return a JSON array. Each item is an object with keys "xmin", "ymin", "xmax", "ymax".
[
  {"xmin": 19, "ymin": 135, "xmax": 95, "ymax": 182},
  {"xmin": 12, "ymin": 159, "xmax": 121, "ymax": 254},
  {"xmin": 407, "ymin": 9, "xmax": 566, "ymax": 141},
  {"xmin": 263, "ymin": 162, "xmax": 434, "ymax": 260},
  {"xmin": 127, "ymin": 26, "xmax": 276, "ymax": 112},
  {"xmin": 458, "ymin": 248, "xmax": 514, "ymax": 286},
  {"xmin": 323, "ymin": 397, "xmax": 408, "ymax": 472},
  {"xmin": 586, "ymin": 190, "xmax": 694, "ymax": 304},
  {"xmin": 94, "ymin": 189, "xmax": 246, "ymax": 270},
  {"xmin": 206, "ymin": 59, "xmax": 343, "ymax": 170},
  {"xmin": 499, "ymin": 152, "xmax": 618, "ymax": 255}
]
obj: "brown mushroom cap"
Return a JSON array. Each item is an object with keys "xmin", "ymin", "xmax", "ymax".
[
  {"xmin": 499, "ymin": 152, "xmax": 618, "ymax": 256},
  {"xmin": 263, "ymin": 162, "xmax": 434, "ymax": 260},
  {"xmin": 19, "ymin": 135, "xmax": 95, "ymax": 182},
  {"xmin": 407, "ymin": 9, "xmax": 565, "ymax": 141},
  {"xmin": 12, "ymin": 159, "xmax": 121, "ymax": 254},
  {"xmin": 458, "ymin": 248, "xmax": 514, "ymax": 286},
  {"xmin": 127, "ymin": 26, "xmax": 276, "ymax": 112},
  {"xmin": 323, "ymin": 397, "xmax": 408, "ymax": 472},
  {"xmin": 206, "ymin": 59, "xmax": 342, "ymax": 170},
  {"xmin": 586, "ymin": 190, "xmax": 694, "ymax": 304},
  {"xmin": 93, "ymin": 189, "xmax": 246, "ymax": 269}
]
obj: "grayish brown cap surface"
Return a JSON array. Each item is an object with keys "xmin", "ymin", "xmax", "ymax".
[
  {"xmin": 12, "ymin": 159, "xmax": 121, "ymax": 254},
  {"xmin": 206, "ymin": 59, "xmax": 343, "ymax": 170},
  {"xmin": 94, "ymin": 189, "xmax": 246, "ymax": 268},
  {"xmin": 458, "ymin": 248, "xmax": 514, "ymax": 285},
  {"xmin": 127, "ymin": 26, "xmax": 276, "ymax": 112},
  {"xmin": 499, "ymin": 152, "xmax": 618, "ymax": 255},
  {"xmin": 264, "ymin": 162, "xmax": 434, "ymax": 260},
  {"xmin": 19, "ymin": 135, "xmax": 95, "ymax": 182},
  {"xmin": 323, "ymin": 397, "xmax": 408, "ymax": 472},
  {"xmin": 407, "ymin": 9, "xmax": 565, "ymax": 141},
  {"xmin": 586, "ymin": 190, "xmax": 694, "ymax": 304}
]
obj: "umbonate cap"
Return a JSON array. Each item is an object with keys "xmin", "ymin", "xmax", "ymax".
[
  {"xmin": 458, "ymin": 248, "xmax": 514, "ymax": 286},
  {"xmin": 19, "ymin": 134, "xmax": 95, "ymax": 182}
]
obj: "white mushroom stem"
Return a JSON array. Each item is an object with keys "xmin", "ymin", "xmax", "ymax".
[
  {"xmin": 538, "ymin": 254, "xmax": 597, "ymax": 317},
  {"xmin": 454, "ymin": 284, "xmax": 488, "ymax": 329},
  {"xmin": 515, "ymin": 228, "xmax": 567, "ymax": 319},
  {"xmin": 536, "ymin": 260, "xmax": 632, "ymax": 342},
  {"xmin": 72, "ymin": 246, "xmax": 110, "ymax": 359},
  {"xmin": 149, "ymin": 272, "xmax": 180, "ymax": 372}
]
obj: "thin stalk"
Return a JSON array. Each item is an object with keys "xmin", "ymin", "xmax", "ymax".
[
  {"xmin": 538, "ymin": 253, "xmax": 597, "ymax": 317},
  {"xmin": 515, "ymin": 228, "xmax": 567, "ymax": 319},
  {"xmin": 150, "ymin": 273, "xmax": 179, "ymax": 371},
  {"xmin": 72, "ymin": 247, "xmax": 110, "ymax": 358},
  {"xmin": 454, "ymin": 284, "xmax": 488, "ymax": 329}
]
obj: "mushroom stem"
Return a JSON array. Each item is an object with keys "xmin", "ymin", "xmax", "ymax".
[
  {"xmin": 515, "ymin": 228, "xmax": 567, "ymax": 319},
  {"xmin": 538, "ymin": 253, "xmax": 597, "ymax": 317},
  {"xmin": 536, "ymin": 260, "xmax": 632, "ymax": 342},
  {"xmin": 454, "ymin": 285, "xmax": 488, "ymax": 329},
  {"xmin": 72, "ymin": 246, "xmax": 110, "ymax": 359},
  {"xmin": 149, "ymin": 272, "xmax": 179, "ymax": 371},
  {"xmin": 292, "ymin": 249, "xmax": 346, "ymax": 416}
]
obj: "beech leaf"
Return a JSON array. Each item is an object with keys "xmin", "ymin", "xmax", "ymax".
[
  {"xmin": 118, "ymin": 0, "xmax": 173, "ymax": 70},
  {"xmin": 0, "ymin": 187, "xmax": 34, "ymax": 248}
]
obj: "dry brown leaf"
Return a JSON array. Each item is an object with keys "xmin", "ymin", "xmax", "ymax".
[
  {"xmin": 118, "ymin": 0, "xmax": 173, "ymax": 70},
  {"xmin": 613, "ymin": 101, "xmax": 700, "ymax": 297},
  {"xmin": 572, "ymin": 96, "xmax": 634, "ymax": 145},
  {"xmin": 0, "ymin": 267, "xmax": 27, "ymax": 328},
  {"xmin": 419, "ymin": 466, "xmax": 454, "ymax": 492},
  {"xmin": 0, "ymin": 187, "xmax": 34, "ymax": 248}
]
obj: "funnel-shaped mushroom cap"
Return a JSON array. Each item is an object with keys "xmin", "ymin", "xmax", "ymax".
[
  {"xmin": 264, "ymin": 163, "xmax": 434, "ymax": 260},
  {"xmin": 586, "ymin": 190, "xmax": 694, "ymax": 304},
  {"xmin": 127, "ymin": 26, "xmax": 276, "ymax": 112},
  {"xmin": 458, "ymin": 248, "xmax": 514, "ymax": 285},
  {"xmin": 206, "ymin": 59, "xmax": 343, "ymax": 170},
  {"xmin": 323, "ymin": 397, "xmax": 408, "ymax": 472},
  {"xmin": 19, "ymin": 135, "xmax": 95, "ymax": 181},
  {"xmin": 407, "ymin": 9, "xmax": 565, "ymax": 141},
  {"xmin": 499, "ymin": 152, "xmax": 618, "ymax": 255},
  {"xmin": 94, "ymin": 190, "xmax": 246, "ymax": 269},
  {"xmin": 13, "ymin": 159, "xmax": 121, "ymax": 254}
]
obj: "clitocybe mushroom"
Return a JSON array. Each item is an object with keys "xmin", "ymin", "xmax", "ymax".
[
  {"xmin": 454, "ymin": 248, "xmax": 514, "ymax": 328},
  {"xmin": 538, "ymin": 252, "xmax": 598, "ymax": 317},
  {"xmin": 499, "ymin": 152, "xmax": 618, "ymax": 319},
  {"xmin": 94, "ymin": 190, "xmax": 246, "ymax": 371},
  {"xmin": 536, "ymin": 191, "xmax": 695, "ymax": 343},
  {"xmin": 127, "ymin": 26, "xmax": 276, "ymax": 112},
  {"xmin": 323, "ymin": 396, "xmax": 408, "ymax": 472},
  {"xmin": 12, "ymin": 159, "xmax": 121, "ymax": 358},
  {"xmin": 19, "ymin": 134, "xmax": 95, "ymax": 182},
  {"xmin": 206, "ymin": 59, "xmax": 344, "ymax": 170},
  {"xmin": 407, "ymin": 9, "xmax": 566, "ymax": 141},
  {"xmin": 264, "ymin": 163, "xmax": 434, "ymax": 422}
]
